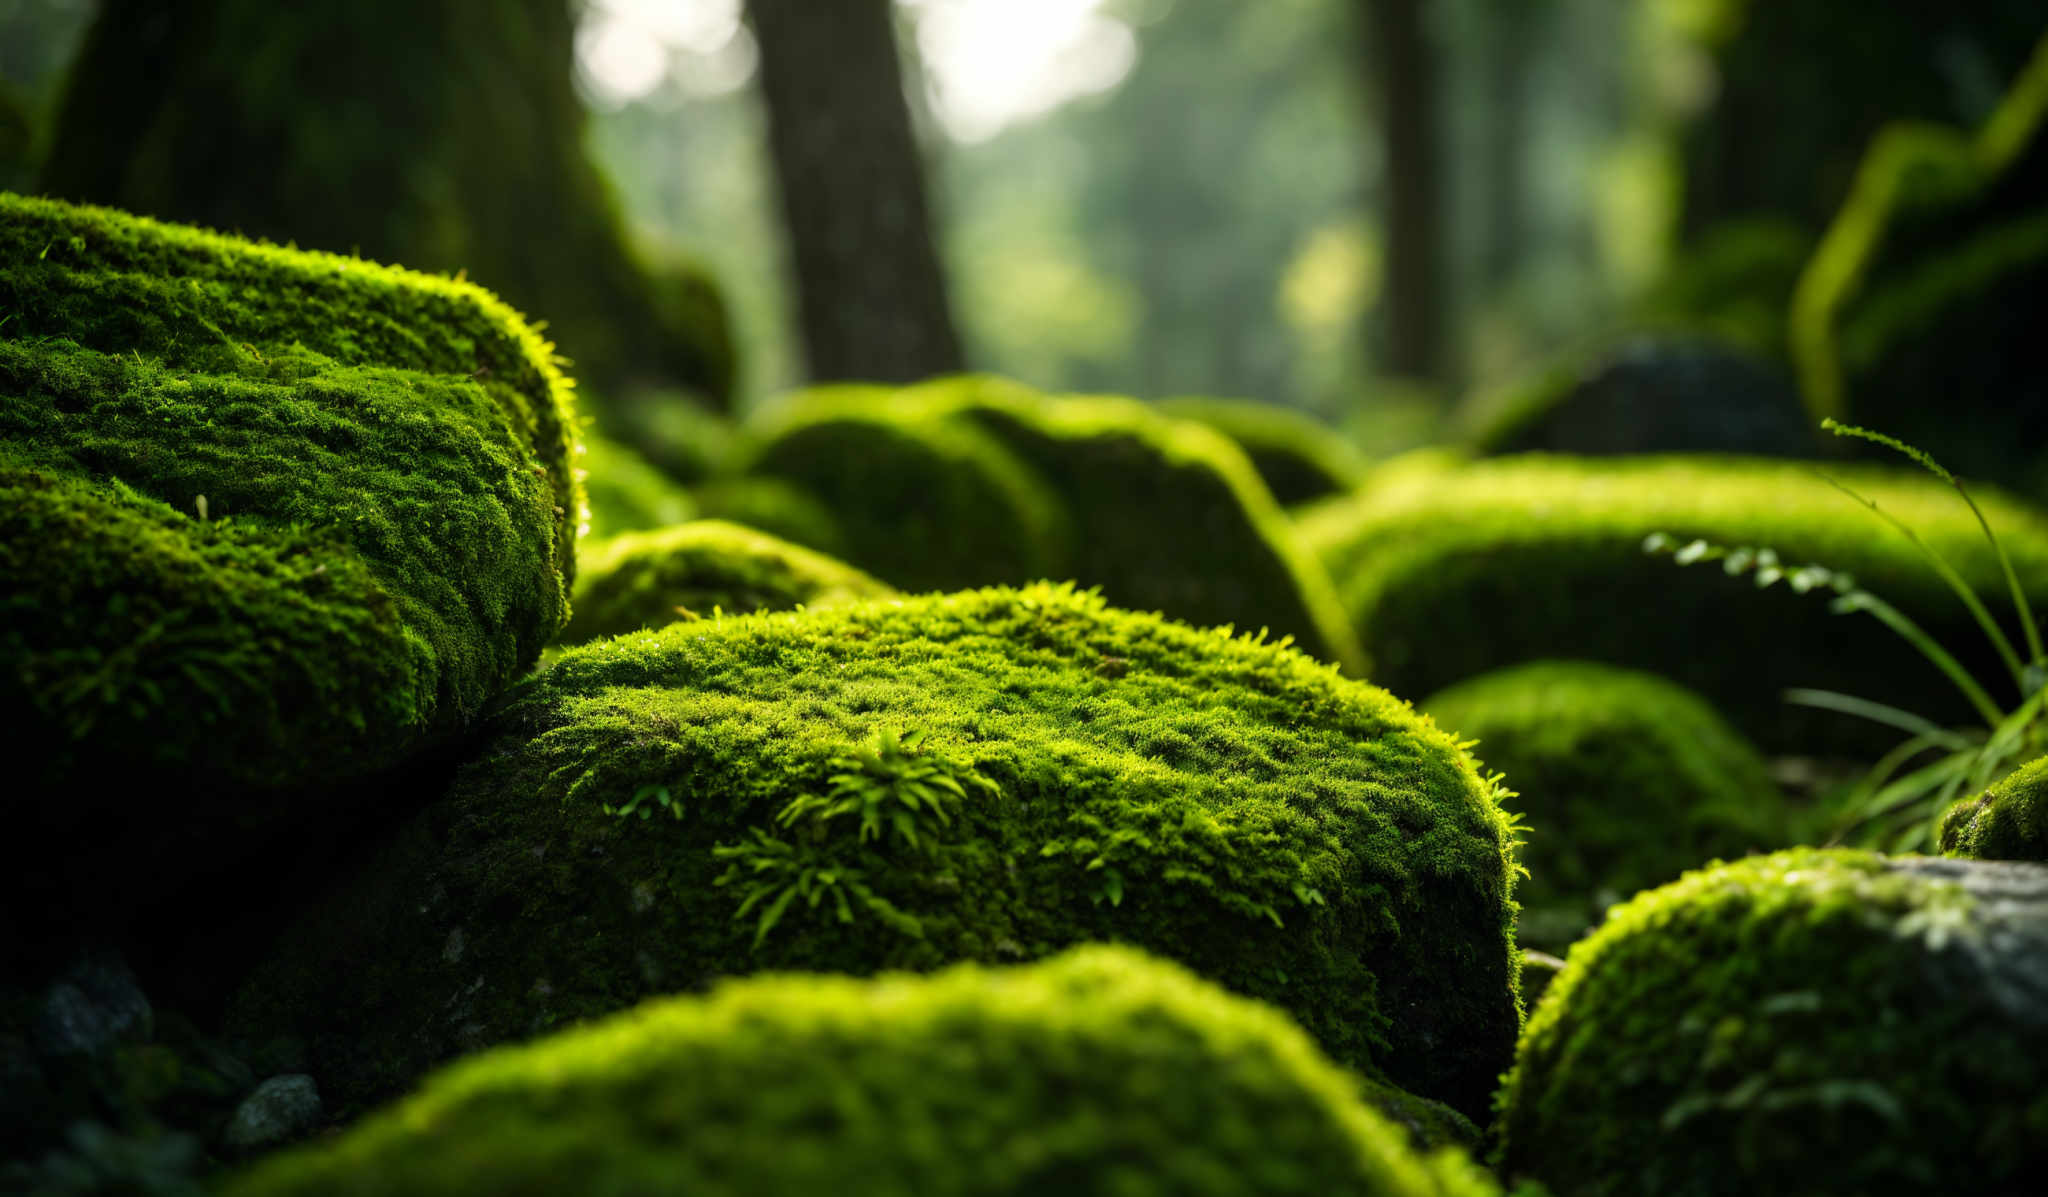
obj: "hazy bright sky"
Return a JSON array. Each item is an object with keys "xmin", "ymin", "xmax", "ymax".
[{"xmin": 576, "ymin": 0, "xmax": 1138, "ymax": 142}]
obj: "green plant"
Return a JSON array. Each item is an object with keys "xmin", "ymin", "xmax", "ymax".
[
  {"xmin": 1646, "ymin": 420, "xmax": 2046, "ymax": 849},
  {"xmin": 713, "ymin": 729, "xmax": 1001, "ymax": 947}
]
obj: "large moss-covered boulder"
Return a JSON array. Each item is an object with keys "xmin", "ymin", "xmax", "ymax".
[
  {"xmin": 574, "ymin": 430, "xmax": 695, "ymax": 542},
  {"xmin": 738, "ymin": 386, "xmax": 1069, "ymax": 593},
  {"xmin": 0, "ymin": 193, "xmax": 576, "ymax": 908},
  {"xmin": 1499, "ymin": 849, "xmax": 2048, "ymax": 1196},
  {"xmin": 37, "ymin": 0, "xmax": 732, "ymax": 408},
  {"xmin": 1155, "ymin": 396, "xmax": 1368, "ymax": 506},
  {"xmin": 690, "ymin": 474, "xmax": 849, "ymax": 559},
  {"xmin": 563, "ymin": 520, "xmax": 894, "ymax": 642},
  {"xmin": 1301, "ymin": 454, "xmax": 2048, "ymax": 752},
  {"xmin": 229, "ymin": 585, "xmax": 1522, "ymax": 1120},
  {"xmin": 227, "ymin": 947, "xmax": 1499, "ymax": 1197},
  {"xmin": 1464, "ymin": 337, "xmax": 1815, "ymax": 459},
  {"xmin": 1423, "ymin": 661, "xmax": 1786, "ymax": 950},
  {"xmin": 1941, "ymin": 754, "xmax": 2048, "ymax": 863}
]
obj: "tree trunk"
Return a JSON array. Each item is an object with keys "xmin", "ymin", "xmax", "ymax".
[
  {"xmin": 1357, "ymin": 0, "xmax": 1444, "ymax": 383},
  {"xmin": 745, "ymin": 0, "xmax": 963, "ymax": 385},
  {"xmin": 37, "ymin": 0, "xmax": 734, "ymax": 410}
]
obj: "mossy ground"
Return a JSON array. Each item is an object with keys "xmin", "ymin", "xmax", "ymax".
[
  {"xmin": 230, "ymin": 584, "xmax": 1521, "ymax": 1122},
  {"xmin": 226, "ymin": 947, "xmax": 1500, "ymax": 1197},
  {"xmin": 1498, "ymin": 849, "xmax": 2048, "ymax": 1196},
  {"xmin": 1301, "ymin": 453, "xmax": 2048, "ymax": 751},
  {"xmin": 1940, "ymin": 754, "xmax": 2048, "ymax": 863},
  {"xmin": 0, "ymin": 192, "xmax": 576, "ymax": 910},
  {"xmin": 1422, "ymin": 661, "xmax": 1787, "ymax": 950},
  {"xmin": 563, "ymin": 519, "xmax": 894, "ymax": 642}
]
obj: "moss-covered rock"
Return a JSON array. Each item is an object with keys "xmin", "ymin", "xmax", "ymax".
[
  {"xmin": 1463, "ymin": 337, "xmax": 1815, "ymax": 459},
  {"xmin": 738, "ymin": 385, "xmax": 1069, "ymax": 592},
  {"xmin": 1301, "ymin": 454, "xmax": 2048, "ymax": 751},
  {"xmin": 227, "ymin": 947, "xmax": 1500, "ymax": 1197},
  {"xmin": 690, "ymin": 474, "xmax": 850, "ymax": 559},
  {"xmin": 574, "ymin": 431, "xmax": 695, "ymax": 542},
  {"xmin": 229, "ymin": 585, "xmax": 1522, "ymax": 1121},
  {"xmin": 1499, "ymin": 849, "xmax": 2048, "ymax": 1196},
  {"xmin": 1155, "ymin": 396, "xmax": 1368, "ymax": 506},
  {"xmin": 36, "ymin": 0, "xmax": 733, "ymax": 408},
  {"xmin": 1423, "ymin": 661, "xmax": 1786, "ymax": 950},
  {"xmin": 563, "ymin": 520, "xmax": 894, "ymax": 642},
  {"xmin": 0, "ymin": 191, "xmax": 576, "ymax": 907},
  {"xmin": 1940, "ymin": 754, "xmax": 2048, "ymax": 863},
  {"xmin": 597, "ymin": 387, "xmax": 736, "ymax": 486},
  {"xmin": 916, "ymin": 377, "xmax": 1364, "ymax": 671}
]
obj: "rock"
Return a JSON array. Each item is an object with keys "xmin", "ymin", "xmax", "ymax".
[
  {"xmin": 1499, "ymin": 849, "xmax": 2048, "ymax": 1196},
  {"xmin": 34, "ymin": 950, "xmax": 152, "ymax": 1061},
  {"xmin": 223, "ymin": 947, "xmax": 1500, "ymax": 1197},
  {"xmin": 222, "ymin": 1076, "xmax": 322, "ymax": 1153},
  {"xmin": 1941, "ymin": 754, "xmax": 2048, "ymax": 863}
]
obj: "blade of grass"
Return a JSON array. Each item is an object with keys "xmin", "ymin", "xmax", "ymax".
[
  {"xmin": 1833, "ymin": 590, "xmax": 2007, "ymax": 727},
  {"xmin": 1782, "ymin": 688, "xmax": 1975, "ymax": 749},
  {"xmin": 1813, "ymin": 471, "xmax": 2026, "ymax": 689},
  {"xmin": 1825, "ymin": 418, "xmax": 2045, "ymax": 673}
]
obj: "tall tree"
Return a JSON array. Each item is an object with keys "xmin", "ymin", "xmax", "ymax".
[
  {"xmin": 745, "ymin": 0, "xmax": 963, "ymax": 385},
  {"xmin": 1355, "ymin": 0, "xmax": 1445, "ymax": 384},
  {"xmin": 37, "ymin": 0, "xmax": 734, "ymax": 410}
]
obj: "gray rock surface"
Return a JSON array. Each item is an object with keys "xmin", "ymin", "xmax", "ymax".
[{"xmin": 222, "ymin": 1075, "xmax": 323, "ymax": 1152}]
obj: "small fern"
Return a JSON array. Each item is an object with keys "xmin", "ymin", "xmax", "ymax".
[{"xmin": 1645, "ymin": 421, "xmax": 2047, "ymax": 850}]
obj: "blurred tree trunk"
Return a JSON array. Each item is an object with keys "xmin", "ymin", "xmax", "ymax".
[
  {"xmin": 1480, "ymin": 5, "xmax": 1533, "ymax": 286},
  {"xmin": 745, "ymin": 0, "xmax": 963, "ymax": 385},
  {"xmin": 38, "ymin": 0, "xmax": 734, "ymax": 411},
  {"xmin": 1355, "ymin": 0, "xmax": 1444, "ymax": 383}
]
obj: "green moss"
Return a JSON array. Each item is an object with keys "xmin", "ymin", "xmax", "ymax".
[
  {"xmin": 739, "ymin": 385, "xmax": 1069, "ymax": 593},
  {"xmin": 1155, "ymin": 397, "xmax": 1367, "ymax": 506},
  {"xmin": 563, "ymin": 520, "xmax": 895, "ymax": 642},
  {"xmin": 911, "ymin": 377, "xmax": 1365, "ymax": 672},
  {"xmin": 598, "ymin": 387, "xmax": 737, "ymax": 485},
  {"xmin": 36, "ymin": 0, "xmax": 733, "ymax": 407},
  {"xmin": 574, "ymin": 431, "xmax": 695, "ymax": 542},
  {"xmin": 690, "ymin": 474, "xmax": 850, "ymax": 560},
  {"xmin": 0, "ymin": 192, "xmax": 575, "ymax": 899},
  {"xmin": 1498, "ymin": 849, "xmax": 2048, "ymax": 1196},
  {"xmin": 227, "ymin": 947, "xmax": 1500, "ymax": 1197},
  {"xmin": 1940, "ymin": 754, "xmax": 2048, "ymax": 863},
  {"xmin": 229, "ymin": 584, "xmax": 1522, "ymax": 1121},
  {"xmin": 1301, "ymin": 454, "xmax": 2048, "ymax": 751},
  {"xmin": 1423, "ymin": 661, "xmax": 1787, "ymax": 950}
]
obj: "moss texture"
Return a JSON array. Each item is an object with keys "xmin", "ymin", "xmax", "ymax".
[
  {"xmin": 738, "ymin": 385, "xmax": 1070, "ymax": 593},
  {"xmin": 574, "ymin": 430, "xmax": 695, "ymax": 542},
  {"xmin": 1940, "ymin": 754, "xmax": 2048, "ymax": 863},
  {"xmin": 1498, "ymin": 849, "xmax": 2048, "ymax": 1196},
  {"xmin": 1301, "ymin": 454, "xmax": 2048, "ymax": 752},
  {"xmin": 1423, "ymin": 661, "xmax": 1786, "ymax": 950},
  {"xmin": 37, "ymin": 0, "xmax": 733, "ymax": 408},
  {"xmin": 229, "ymin": 584, "xmax": 1522, "ymax": 1121},
  {"xmin": 1, "ymin": 192, "xmax": 577, "ymax": 901},
  {"xmin": 563, "ymin": 520, "xmax": 895, "ymax": 643},
  {"xmin": 227, "ymin": 947, "xmax": 1500, "ymax": 1197},
  {"xmin": 1155, "ymin": 396, "xmax": 1368, "ymax": 506}
]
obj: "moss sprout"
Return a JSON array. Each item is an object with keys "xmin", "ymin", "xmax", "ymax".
[{"xmin": 1940, "ymin": 754, "xmax": 2048, "ymax": 862}]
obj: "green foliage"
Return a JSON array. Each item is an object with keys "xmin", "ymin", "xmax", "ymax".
[
  {"xmin": 597, "ymin": 387, "xmax": 737, "ymax": 485},
  {"xmin": 738, "ymin": 384, "xmax": 1069, "ymax": 593},
  {"xmin": 1422, "ymin": 661, "xmax": 1786, "ymax": 950},
  {"xmin": 37, "ymin": 0, "xmax": 733, "ymax": 407},
  {"xmin": 563, "ymin": 519, "xmax": 893, "ymax": 643},
  {"xmin": 0, "ymin": 193, "xmax": 576, "ymax": 901},
  {"xmin": 224, "ymin": 946, "xmax": 1501, "ymax": 1197},
  {"xmin": 1301, "ymin": 452, "xmax": 2048, "ymax": 752},
  {"xmin": 1643, "ymin": 422, "xmax": 2046, "ymax": 850},
  {"xmin": 229, "ymin": 584, "xmax": 1522, "ymax": 1122},
  {"xmin": 1498, "ymin": 849, "xmax": 2048, "ymax": 1197},
  {"xmin": 1940, "ymin": 754, "xmax": 2048, "ymax": 863},
  {"xmin": 689, "ymin": 474, "xmax": 848, "ymax": 559},
  {"xmin": 573, "ymin": 430, "xmax": 695, "ymax": 542},
  {"xmin": 1154, "ymin": 396, "xmax": 1368, "ymax": 506}
]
